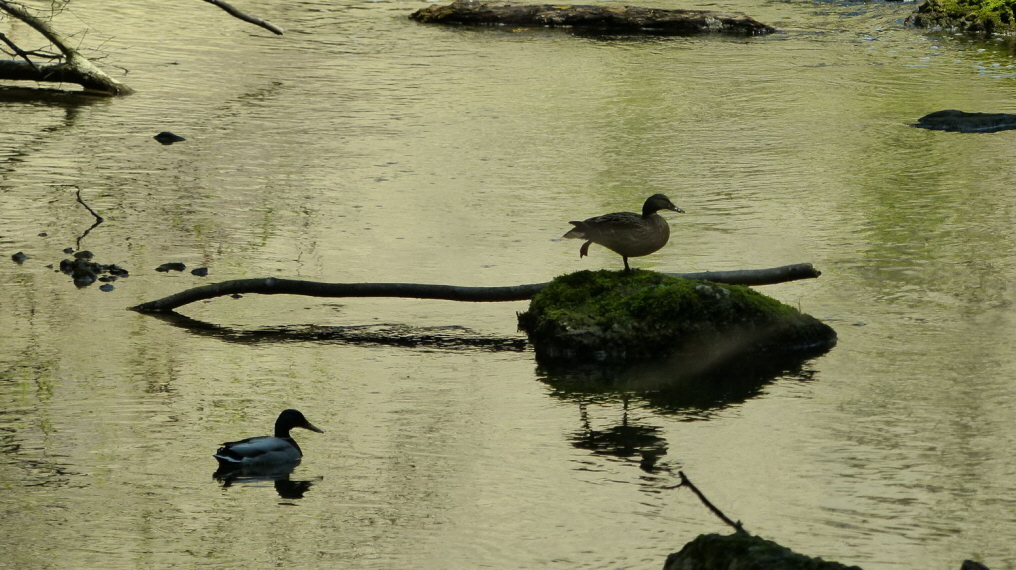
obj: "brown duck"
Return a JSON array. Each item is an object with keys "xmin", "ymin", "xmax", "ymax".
[{"xmin": 563, "ymin": 194, "xmax": 684, "ymax": 271}]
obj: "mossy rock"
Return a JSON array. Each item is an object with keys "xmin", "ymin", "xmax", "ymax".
[
  {"xmin": 517, "ymin": 270, "xmax": 836, "ymax": 364},
  {"xmin": 908, "ymin": 0, "xmax": 1016, "ymax": 35},
  {"xmin": 664, "ymin": 533, "xmax": 863, "ymax": 570}
]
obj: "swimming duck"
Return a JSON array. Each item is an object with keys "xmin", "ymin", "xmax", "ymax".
[
  {"xmin": 213, "ymin": 409, "xmax": 324, "ymax": 468},
  {"xmin": 563, "ymin": 194, "xmax": 684, "ymax": 271}
]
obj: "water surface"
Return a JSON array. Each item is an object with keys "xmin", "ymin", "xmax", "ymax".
[{"xmin": 2, "ymin": 0, "xmax": 1016, "ymax": 568}]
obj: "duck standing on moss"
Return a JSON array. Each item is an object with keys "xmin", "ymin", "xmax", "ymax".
[
  {"xmin": 563, "ymin": 194, "xmax": 684, "ymax": 271},
  {"xmin": 213, "ymin": 409, "xmax": 324, "ymax": 469}
]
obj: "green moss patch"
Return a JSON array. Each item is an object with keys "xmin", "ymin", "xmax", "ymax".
[
  {"xmin": 909, "ymin": 0, "xmax": 1016, "ymax": 35},
  {"xmin": 665, "ymin": 533, "xmax": 863, "ymax": 570},
  {"xmin": 517, "ymin": 270, "xmax": 835, "ymax": 364}
]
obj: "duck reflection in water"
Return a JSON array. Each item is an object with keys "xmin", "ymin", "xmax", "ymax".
[
  {"xmin": 212, "ymin": 409, "xmax": 324, "ymax": 499},
  {"xmin": 213, "ymin": 462, "xmax": 318, "ymax": 500}
]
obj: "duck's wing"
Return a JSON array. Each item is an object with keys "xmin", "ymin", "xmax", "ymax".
[
  {"xmin": 563, "ymin": 211, "xmax": 641, "ymax": 239},
  {"xmin": 214, "ymin": 435, "xmax": 296, "ymax": 464}
]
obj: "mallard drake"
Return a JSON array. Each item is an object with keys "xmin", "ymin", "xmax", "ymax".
[
  {"xmin": 213, "ymin": 409, "xmax": 324, "ymax": 468},
  {"xmin": 563, "ymin": 194, "xmax": 684, "ymax": 271}
]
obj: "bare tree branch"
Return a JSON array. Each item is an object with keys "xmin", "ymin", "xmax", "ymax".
[
  {"xmin": 0, "ymin": 0, "xmax": 134, "ymax": 95},
  {"xmin": 129, "ymin": 264, "xmax": 822, "ymax": 314},
  {"xmin": 200, "ymin": 0, "xmax": 284, "ymax": 35},
  {"xmin": 0, "ymin": 31, "xmax": 40, "ymax": 71}
]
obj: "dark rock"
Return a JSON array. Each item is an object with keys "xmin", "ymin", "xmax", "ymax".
[
  {"xmin": 517, "ymin": 270, "xmax": 836, "ymax": 365},
  {"xmin": 11, "ymin": 251, "xmax": 28, "ymax": 264},
  {"xmin": 191, "ymin": 267, "xmax": 209, "ymax": 277},
  {"xmin": 664, "ymin": 533, "xmax": 863, "ymax": 570},
  {"xmin": 107, "ymin": 264, "xmax": 129, "ymax": 277},
  {"xmin": 156, "ymin": 262, "xmax": 187, "ymax": 272},
  {"xmin": 411, "ymin": 0, "xmax": 776, "ymax": 36},
  {"xmin": 73, "ymin": 250, "xmax": 93, "ymax": 259},
  {"xmin": 62, "ymin": 247, "xmax": 74, "ymax": 254},
  {"xmin": 914, "ymin": 109, "xmax": 1016, "ymax": 133},
  {"xmin": 99, "ymin": 283, "xmax": 115, "ymax": 292},
  {"xmin": 154, "ymin": 131, "xmax": 186, "ymax": 145}
]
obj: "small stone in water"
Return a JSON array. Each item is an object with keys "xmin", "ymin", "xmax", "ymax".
[
  {"xmin": 99, "ymin": 283, "xmax": 115, "ymax": 292},
  {"xmin": 73, "ymin": 250, "xmax": 94, "ymax": 260},
  {"xmin": 154, "ymin": 131, "xmax": 186, "ymax": 145},
  {"xmin": 11, "ymin": 251, "xmax": 28, "ymax": 263},
  {"xmin": 156, "ymin": 262, "xmax": 186, "ymax": 272},
  {"xmin": 191, "ymin": 267, "xmax": 209, "ymax": 277}
]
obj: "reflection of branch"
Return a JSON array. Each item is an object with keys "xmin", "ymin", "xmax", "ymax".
[
  {"xmin": 201, "ymin": 0, "xmax": 284, "ymax": 35},
  {"xmin": 74, "ymin": 187, "xmax": 104, "ymax": 224},
  {"xmin": 666, "ymin": 471, "xmax": 748, "ymax": 535}
]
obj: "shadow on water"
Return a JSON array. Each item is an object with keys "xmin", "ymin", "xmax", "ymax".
[
  {"xmin": 540, "ymin": 349, "xmax": 824, "ymax": 415},
  {"xmin": 213, "ymin": 461, "xmax": 319, "ymax": 500},
  {"xmin": 144, "ymin": 311, "xmax": 530, "ymax": 353},
  {"xmin": 542, "ymin": 347, "xmax": 828, "ymax": 475}
]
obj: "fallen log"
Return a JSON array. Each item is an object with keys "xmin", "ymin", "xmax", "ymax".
[
  {"xmin": 128, "ymin": 263, "xmax": 820, "ymax": 313},
  {"xmin": 410, "ymin": 0, "xmax": 776, "ymax": 36}
]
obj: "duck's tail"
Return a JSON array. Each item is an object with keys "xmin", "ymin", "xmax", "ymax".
[{"xmin": 563, "ymin": 221, "xmax": 587, "ymax": 239}]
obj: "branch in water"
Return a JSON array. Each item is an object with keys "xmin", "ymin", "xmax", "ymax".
[
  {"xmin": 200, "ymin": 0, "xmax": 284, "ymax": 35},
  {"xmin": 665, "ymin": 470, "xmax": 749, "ymax": 536},
  {"xmin": 128, "ymin": 263, "xmax": 821, "ymax": 313}
]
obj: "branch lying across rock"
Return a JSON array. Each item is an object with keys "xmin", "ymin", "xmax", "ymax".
[
  {"xmin": 128, "ymin": 263, "xmax": 820, "ymax": 314},
  {"xmin": 410, "ymin": 0, "xmax": 776, "ymax": 36}
]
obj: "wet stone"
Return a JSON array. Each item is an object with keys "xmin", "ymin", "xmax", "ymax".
[{"xmin": 156, "ymin": 262, "xmax": 186, "ymax": 272}]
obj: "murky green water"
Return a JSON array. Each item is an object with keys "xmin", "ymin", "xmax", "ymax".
[{"xmin": 2, "ymin": 0, "xmax": 1016, "ymax": 568}]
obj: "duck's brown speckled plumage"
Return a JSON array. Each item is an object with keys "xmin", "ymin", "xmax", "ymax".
[{"xmin": 563, "ymin": 194, "xmax": 684, "ymax": 271}]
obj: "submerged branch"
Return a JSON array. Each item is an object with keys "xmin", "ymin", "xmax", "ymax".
[{"xmin": 129, "ymin": 263, "xmax": 821, "ymax": 314}]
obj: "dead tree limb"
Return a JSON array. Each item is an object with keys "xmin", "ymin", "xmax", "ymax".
[
  {"xmin": 0, "ymin": 0, "xmax": 134, "ymax": 95},
  {"xmin": 665, "ymin": 471, "xmax": 749, "ymax": 536},
  {"xmin": 200, "ymin": 0, "xmax": 284, "ymax": 35},
  {"xmin": 129, "ymin": 263, "xmax": 821, "ymax": 314}
]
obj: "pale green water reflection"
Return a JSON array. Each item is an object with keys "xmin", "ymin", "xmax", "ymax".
[{"xmin": 2, "ymin": 0, "xmax": 1016, "ymax": 568}]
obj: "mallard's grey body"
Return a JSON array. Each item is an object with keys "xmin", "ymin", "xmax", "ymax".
[{"xmin": 213, "ymin": 409, "xmax": 323, "ymax": 468}]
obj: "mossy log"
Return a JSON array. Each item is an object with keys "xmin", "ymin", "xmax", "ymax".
[
  {"xmin": 517, "ymin": 270, "xmax": 836, "ymax": 364},
  {"xmin": 664, "ymin": 533, "xmax": 862, "ymax": 570},
  {"xmin": 410, "ymin": 0, "xmax": 776, "ymax": 36}
]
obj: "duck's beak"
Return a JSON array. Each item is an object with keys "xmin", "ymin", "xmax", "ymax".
[
  {"xmin": 304, "ymin": 422, "xmax": 324, "ymax": 434},
  {"xmin": 671, "ymin": 206, "xmax": 685, "ymax": 213}
]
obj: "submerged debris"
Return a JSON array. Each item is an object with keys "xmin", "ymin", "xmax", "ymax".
[
  {"xmin": 58, "ymin": 254, "xmax": 130, "ymax": 289},
  {"xmin": 11, "ymin": 251, "xmax": 28, "ymax": 264}
]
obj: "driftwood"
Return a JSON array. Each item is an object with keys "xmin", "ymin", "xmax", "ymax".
[
  {"xmin": 0, "ymin": 1, "xmax": 133, "ymax": 95},
  {"xmin": 410, "ymin": 0, "xmax": 776, "ymax": 36},
  {"xmin": 0, "ymin": 0, "xmax": 282, "ymax": 95},
  {"xmin": 129, "ymin": 263, "xmax": 821, "ymax": 313}
]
